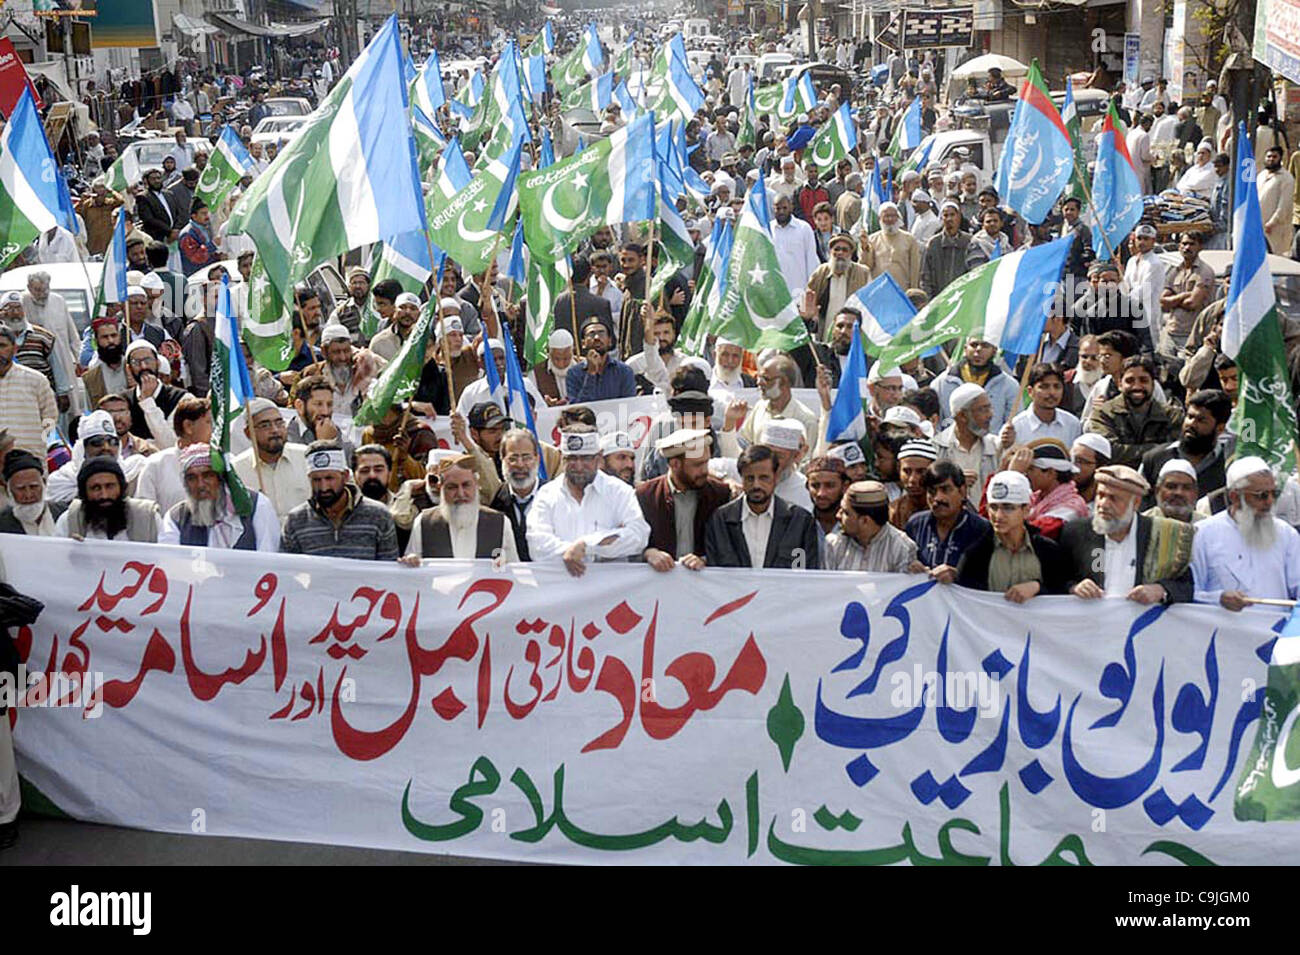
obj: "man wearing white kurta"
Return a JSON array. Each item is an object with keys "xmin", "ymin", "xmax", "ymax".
[
  {"xmin": 1191, "ymin": 457, "xmax": 1300, "ymax": 610},
  {"xmin": 527, "ymin": 426, "xmax": 650, "ymax": 576}
]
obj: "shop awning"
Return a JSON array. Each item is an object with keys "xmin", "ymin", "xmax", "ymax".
[
  {"xmin": 206, "ymin": 12, "xmax": 330, "ymax": 38},
  {"xmin": 173, "ymin": 13, "xmax": 221, "ymax": 37}
]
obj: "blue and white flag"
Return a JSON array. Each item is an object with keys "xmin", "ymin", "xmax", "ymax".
[
  {"xmin": 0, "ymin": 87, "xmax": 75, "ymax": 267},
  {"xmin": 897, "ymin": 97, "xmax": 922, "ymax": 152},
  {"xmin": 825, "ymin": 320, "xmax": 870, "ymax": 443},
  {"xmin": 847, "ymin": 272, "xmax": 918, "ymax": 355},
  {"xmin": 413, "ymin": 51, "xmax": 447, "ymax": 116},
  {"xmin": 525, "ymin": 53, "xmax": 547, "ymax": 102},
  {"xmin": 93, "ymin": 208, "xmax": 129, "ymax": 315},
  {"xmin": 614, "ymin": 79, "xmax": 638, "ymax": 117},
  {"xmin": 500, "ymin": 324, "xmax": 548, "ymax": 482},
  {"xmin": 657, "ymin": 49, "xmax": 706, "ymax": 122},
  {"xmin": 505, "ymin": 219, "xmax": 527, "ymax": 293},
  {"xmin": 993, "ymin": 61, "xmax": 1074, "ymax": 226}
]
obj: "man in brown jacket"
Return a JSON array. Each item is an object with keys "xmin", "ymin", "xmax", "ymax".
[
  {"xmin": 1088, "ymin": 355, "xmax": 1182, "ymax": 468},
  {"xmin": 802, "ymin": 232, "xmax": 872, "ymax": 339},
  {"xmin": 637, "ymin": 429, "xmax": 733, "ymax": 571}
]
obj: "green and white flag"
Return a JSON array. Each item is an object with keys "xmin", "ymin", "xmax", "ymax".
[
  {"xmin": 1235, "ymin": 609, "xmax": 1300, "ymax": 821},
  {"xmin": 711, "ymin": 177, "xmax": 808, "ymax": 352},
  {"xmin": 354, "ymin": 300, "xmax": 436, "ymax": 427},
  {"xmin": 808, "ymin": 102, "xmax": 857, "ymax": 175},
  {"xmin": 101, "ymin": 148, "xmax": 142, "ymax": 195},
  {"xmin": 552, "ymin": 24, "xmax": 603, "ymax": 97},
  {"xmin": 647, "ymin": 191, "xmax": 694, "ymax": 304},
  {"xmin": 1224, "ymin": 121, "xmax": 1298, "ymax": 472},
  {"xmin": 679, "ymin": 217, "xmax": 731, "ymax": 356},
  {"xmin": 427, "ymin": 139, "xmax": 521, "ymax": 275},
  {"xmin": 211, "ymin": 279, "xmax": 255, "ymax": 517},
  {"xmin": 369, "ymin": 236, "xmax": 431, "ymax": 298},
  {"xmin": 518, "ymin": 111, "xmax": 657, "ymax": 264},
  {"xmin": 877, "ymin": 237, "xmax": 1073, "ymax": 368},
  {"xmin": 524, "ymin": 254, "xmax": 572, "ymax": 367},
  {"xmin": 736, "ymin": 77, "xmax": 757, "ymax": 150},
  {"xmin": 1062, "ymin": 78, "xmax": 1089, "ymax": 207},
  {"xmin": 195, "ymin": 125, "xmax": 254, "ymax": 211},
  {"xmin": 225, "ymin": 16, "xmax": 426, "ymax": 371},
  {"xmin": 611, "ymin": 35, "xmax": 635, "ymax": 79}
]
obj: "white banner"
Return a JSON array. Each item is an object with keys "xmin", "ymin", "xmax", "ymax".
[{"xmin": 8, "ymin": 536, "xmax": 1295, "ymax": 865}]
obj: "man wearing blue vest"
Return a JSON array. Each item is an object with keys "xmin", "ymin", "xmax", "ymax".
[{"xmin": 159, "ymin": 443, "xmax": 280, "ymax": 551}]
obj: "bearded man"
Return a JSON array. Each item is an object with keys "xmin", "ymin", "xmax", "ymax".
[
  {"xmin": 56, "ymin": 457, "xmax": 159, "ymax": 541},
  {"xmin": 400, "ymin": 454, "xmax": 518, "ymax": 562},
  {"xmin": 159, "ymin": 443, "xmax": 279, "ymax": 550}
]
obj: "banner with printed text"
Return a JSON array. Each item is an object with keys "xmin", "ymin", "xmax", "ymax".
[{"xmin": 7, "ymin": 536, "xmax": 1300, "ymax": 865}]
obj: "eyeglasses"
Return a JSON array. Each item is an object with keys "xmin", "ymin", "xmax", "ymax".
[
  {"xmin": 1243, "ymin": 488, "xmax": 1278, "ymax": 502},
  {"xmin": 253, "ymin": 418, "xmax": 287, "ymax": 432}
]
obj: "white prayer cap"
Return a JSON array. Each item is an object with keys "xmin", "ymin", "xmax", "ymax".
[
  {"xmin": 79, "ymin": 410, "xmax": 117, "ymax": 442},
  {"xmin": 1196, "ymin": 138, "xmax": 1214, "ymax": 155},
  {"xmin": 987, "ymin": 470, "xmax": 1032, "ymax": 505},
  {"xmin": 124, "ymin": 339, "xmax": 157, "ymax": 359},
  {"xmin": 900, "ymin": 169, "xmax": 921, "ymax": 182},
  {"xmin": 714, "ymin": 335, "xmax": 739, "ymax": 349},
  {"xmin": 548, "ymin": 329, "xmax": 574, "ymax": 349},
  {"xmin": 126, "ymin": 285, "xmax": 148, "ymax": 300},
  {"xmin": 912, "ymin": 189, "xmax": 933, "ymax": 205},
  {"xmin": 126, "ymin": 269, "xmax": 146, "ymax": 286},
  {"xmin": 883, "ymin": 405, "xmax": 924, "ymax": 428},
  {"xmin": 246, "ymin": 396, "xmax": 278, "ymax": 417},
  {"xmin": 320, "ymin": 322, "xmax": 351, "ymax": 344},
  {"xmin": 948, "ymin": 381, "xmax": 985, "ymax": 415},
  {"xmin": 761, "ymin": 419, "xmax": 805, "ymax": 450},
  {"xmin": 306, "ymin": 447, "xmax": 349, "ymax": 474},
  {"xmin": 1072, "ymin": 432, "xmax": 1112, "ymax": 461},
  {"xmin": 1158, "ymin": 458, "xmax": 1198, "ymax": 483},
  {"xmin": 394, "ymin": 292, "xmax": 422, "ymax": 308},
  {"xmin": 435, "ymin": 316, "xmax": 464, "ymax": 337},
  {"xmin": 486, "ymin": 337, "xmax": 505, "ymax": 352},
  {"xmin": 0, "ymin": 290, "xmax": 22, "ymax": 307},
  {"xmin": 878, "ymin": 201, "xmax": 899, "ymax": 216},
  {"xmin": 439, "ymin": 296, "xmax": 462, "ymax": 312},
  {"xmin": 560, "ymin": 430, "xmax": 602, "ymax": 456},
  {"xmin": 940, "ymin": 199, "xmax": 961, "ymax": 214},
  {"xmin": 897, "ymin": 438, "xmax": 938, "ymax": 461},
  {"xmin": 867, "ymin": 362, "xmax": 902, "ymax": 383},
  {"xmin": 780, "ymin": 154, "xmax": 796, "ymax": 167},
  {"xmin": 139, "ymin": 272, "xmax": 165, "ymax": 292},
  {"xmin": 1227, "ymin": 455, "xmax": 1272, "ymax": 486}
]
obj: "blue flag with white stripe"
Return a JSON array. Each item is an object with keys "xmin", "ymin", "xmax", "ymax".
[
  {"xmin": 0, "ymin": 87, "xmax": 76, "ymax": 267},
  {"xmin": 658, "ymin": 50, "xmax": 706, "ymax": 121},
  {"xmin": 847, "ymin": 272, "xmax": 917, "ymax": 354},
  {"xmin": 500, "ymin": 324, "xmax": 548, "ymax": 482},
  {"xmin": 414, "ymin": 51, "xmax": 447, "ymax": 115},
  {"xmin": 525, "ymin": 54, "xmax": 547, "ymax": 102},
  {"xmin": 614, "ymin": 80, "xmax": 637, "ymax": 118},
  {"xmin": 825, "ymin": 321, "xmax": 869, "ymax": 443}
]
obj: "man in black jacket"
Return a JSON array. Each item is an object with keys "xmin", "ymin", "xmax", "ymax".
[
  {"xmin": 487, "ymin": 429, "xmax": 542, "ymax": 562},
  {"xmin": 0, "ymin": 451, "xmax": 66, "ymax": 535},
  {"xmin": 705, "ymin": 445, "xmax": 820, "ymax": 569},
  {"xmin": 1138, "ymin": 388, "xmax": 1231, "ymax": 503},
  {"xmin": 136, "ymin": 168, "xmax": 177, "ymax": 243},
  {"xmin": 952, "ymin": 470, "xmax": 1069, "ymax": 599},
  {"xmin": 1059, "ymin": 464, "xmax": 1195, "ymax": 604},
  {"xmin": 552, "ymin": 254, "xmax": 615, "ymax": 344}
]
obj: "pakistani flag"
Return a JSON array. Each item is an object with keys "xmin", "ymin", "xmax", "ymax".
[
  {"xmin": 225, "ymin": 16, "xmax": 426, "ymax": 371},
  {"xmin": 427, "ymin": 137, "xmax": 523, "ymax": 274},
  {"xmin": 211, "ymin": 277, "xmax": 256, "ymax": 517},
  {"xmin": 1235, "ymin": 607, "xmax": 1300, "ymax": 821},
  {"xmin": 809, "ymin": 102, "xmax": 857, "ymax": 175},
  {"xmin": 92, "ymin": 208, "xmax": 128, "ymax": 320},
  {"xmin": 518, "ymin": 110, "xmax": 657, "ymax": 264},
  {"xmin": 888, "ymin": 96, "xmax": 922, "ymax": 159},
  {"xmin": 195, "ymin": 125, "xmax": 253, "ymax": 211},
  {"xmin": 354, "ymin": 300, "xmax": 437, "ymax": 428},
  {"xmin": 680, "ymin": 216, "xmax": 732, "ymax": 356},
  {"xmin": 101, "ymin": 148, "xmax": 141, "ymax": 194},
  {"xmin": 711, "ymin": 176, "xmax": 808, "ymax": 352},
  {"xmin": 524, "ymin": 254, "xmax": 571, "ymax": 367},
  {"xmin": 1062, "ymin": 77, "xmax": 1089, "ymax": 206},
  {"xmin": 1224, "ymin": 121, "xmax": 1298, "ymax": 472},
  {"xmin": 553, "ymin": 24, "xmax": 604, "ymax": 97},
  {"xmin": 754, "ymin": 72, "xmax": 816, "ymax": 122},
  {"xmin": 464, "ymin": 41, "xmax": 531, "ymax": 159},
  {"xmin": 878, "ymin": 237, "xmax": 1072, "ymax": 367},
  {"xmin": 0, "ymin": 88, "xmax": 75, "ymax": 269}
]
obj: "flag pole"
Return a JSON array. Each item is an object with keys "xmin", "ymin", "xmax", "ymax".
[
  {"xmin": 422, "ymin": 230, "xmax": 459, "ymax": 412},
  {"xmin": 242, "ymin": 395, "xmax": 268, "ymax": 495}
]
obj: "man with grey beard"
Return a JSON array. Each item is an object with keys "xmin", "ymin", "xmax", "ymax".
[
  {"xmin": 1191, "ymin": 457, "xmax": 1300, "ymax": 610},
  {"xmin": 158, "ymin": 443, "xmax": 279, "ymax": 551},
  {"xmin": 1144, "ymin": 459, "xmax": 1203, "ymax": 523},
  {"xmin": 488, "ymin": 429, "xmax": 542, "ymax": 561},
  {"xmin": 401, "ymin": 454, "xmax": 518, "ymax": 563},
  {"xmin": 1060, "ymin": 464, "xmax": 1195, "ymax": 604}
]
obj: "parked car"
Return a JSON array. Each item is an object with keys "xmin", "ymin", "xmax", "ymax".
[
  {"xmin": 262, "ymin": 96, "xmax": 313, "ymax": 118},
  {"xmin": 755, "ymin": 52, "xmax": 796, "ymax": 82},
  {"xmin": 250, "ymin": 116, "xmax": 308, "ymax": 149}
]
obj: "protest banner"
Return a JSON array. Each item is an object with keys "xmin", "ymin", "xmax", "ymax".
[{"xmin": 8, "ymin": 536, "xmax": 1293, "ymax": 865}]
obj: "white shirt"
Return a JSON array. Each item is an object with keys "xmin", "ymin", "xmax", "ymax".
[
  {"xmin": 404, "ymin": 508, "xmax": 520, "ymax": 562},
  {"xmin": 1010, "ymin": 407, "xmax": 1082, "ymax": 448},
  {"xmin": 590, "ymin": 277, "xmax": 624, "ymax": 317},
  {"xmin": 231, "ymin": 443, "xmax": 310, "ymax": 520},
  {"xmin": 1122, "ymin": 250, "xmax": 1166, "ymax": 334},
  {"xmin": 740, "ymin": 500, "xmax": 775, "ymax": 568},
  {"xmin": 911, "ymin": 209, "xmax": 940, "ymax": 245},
  {"xmin": 1102, "ymin": 523, "xmax": 1139, "ymax": 596},
  {"xmin": 455, "ymin": 375, "xmax": 545, "ymax": 419},
  {"xmin": 775, "ymin": 469, "xmax": 814, "ymax": 512},
  {"xmin": 1150, "ymin": 115, "xmax": 1178, "ymax": 145},
  {"xmin": 526, "ymin": 468, "xmax": 650, "ymax": 563},
  {"xmin": 46, "ymin": 450, "xmax": 148, "ymax": 504},
  {"xmin": 771, "ymin": 217, "xmax": 820, "ymax": 295},
  {"xmin": 1191, "ymin": 509, "xmax": 1300, "ymax": 604},
  {"xmin": 158, "ymin": 492, "xmax": 281, "ymax": 552},
  {"xmin": 134, "ymin": 445, "xmax": 187, "ymax": 514}
]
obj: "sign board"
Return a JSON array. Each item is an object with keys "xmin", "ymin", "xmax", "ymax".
[
  {"xmin": 9, "ymin": 537, "xmax": 1300, "ymax": 865},
  {"xmin": 1123, "ymin": 32, "xmax": 1141, "ymax": 87},
  {"xmin": 901, "ymin": 9, "xmax": 974, "ymax": 49},
  {"xmin": 1256, "ymin": 0, "xmax": 1300, "ymax": 85},
  {"xmin": 0, "ymin": 37, "xmax": 42, "ymax": 117}
]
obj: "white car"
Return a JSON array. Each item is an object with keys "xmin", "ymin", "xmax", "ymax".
[
  {"xmin": 0, "ymin": 263, "xmax": 103, "ymax": 337},
  {"xmin": 251, "ymin": 116, "xmax": 307, "ymax": 149},
  {"xmin": 756, "ymin": 52, "xmax": 796, "ymax": 82},
  {"xmin": 120, "ymin": 137, "xmax": 182, "ymax": 177},
  {"xmin": 262, "ymin": 97, "xmax": 312, "ymax": 118}
]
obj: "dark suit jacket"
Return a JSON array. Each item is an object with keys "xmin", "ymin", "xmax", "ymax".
[
  {"xmin": 791, "ymin": 340, "xmax": 841, "ymax": 391},
  {"xmin": 954, "ymin": 528, "xmax": 1069, "ymax": 594},
  {"xmin": 636, "ymin": 474, "xmax": 733, "ymax": 559},
  {"xmin": 137, "ymin": 190, "xmax": 175, "ymax": 242},
  {"xmin": 1058, "ymin": 514, "xmax": 1194, "ymax": 603},
  {"xmin": 704, "ymin": 496, "xmax": 821, "ymax": 569},
  {"xmin": 128, "ymin": 381, "xmax": 185, "ymax": 440},
  {"xmin": 0, "ymin": 502, "xmax": 69, "ymax": 534},
  {"xmin": 488, "ymin": 483, "xmax": 532, "ymax": 562},
  {"xmin": 552, "ymin": 287, "xmax": 614, "ymax": 342}
]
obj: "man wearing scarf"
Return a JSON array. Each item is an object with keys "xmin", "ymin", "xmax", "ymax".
[
  {"xmin": 159, "ymin": 443, "xmax": 279, "ymax": 551},
  {"xmin": 0, "ymin": 451, "xmax": 66, "ymax": 535},
  {"xmin": 1022, "ymin": 438, "xmax": 1090, "ymax": 539}
]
